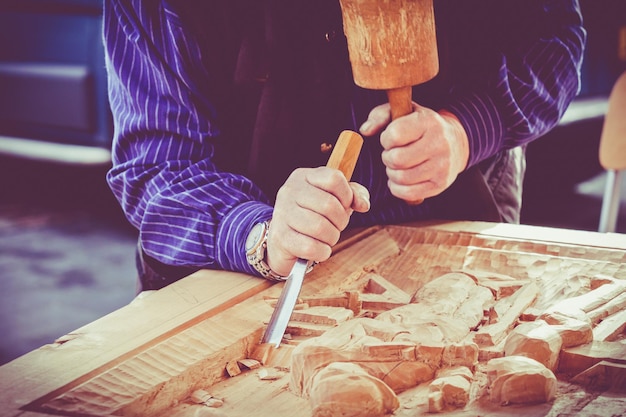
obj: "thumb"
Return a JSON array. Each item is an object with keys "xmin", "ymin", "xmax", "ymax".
[
  {"xmin": 359, "ymin": 104, "xmax": 392, "ymax": 137},
  {"xmin": 349, "ymin": 182, "xmax": 370, "ymax": 213}
]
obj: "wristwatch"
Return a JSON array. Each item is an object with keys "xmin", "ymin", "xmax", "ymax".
[{"xmin": 245, "ymin": 221, "xmax": 286, "ymax": 281}]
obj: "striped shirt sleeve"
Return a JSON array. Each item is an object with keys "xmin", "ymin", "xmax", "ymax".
[
  {"xmin": 445, "ymin": 0, "xmax": 586, "ymax": 168},
  {"xmin": 103, "ymin": 0, "xmax": 270, "ymax": 275}
]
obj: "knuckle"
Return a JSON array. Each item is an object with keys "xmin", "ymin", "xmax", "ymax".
[
  {"xmin": 310, "ymin": 216, "xmax": 327, "ymax": 236},
  {"xmin": 383, "ymin": 150, "xmax": 401, "ymax": 169},
  {"xmin": 398, "ymin": 169, "xmax": 413, "ymax": 185},
  {"xmin": 338, "ymin": 216, "xmax": 350, "ymax": 232},
  {"xmin": 385, "ymin": 123, "xmax": 403, "ymax": 143},
  {"xmin": 300, "ymin": 239, "xmax": 331, "ymax": 262},
  {"xmin": 318, "ymin": 194, "xmax": 337, "ymax": 215},
  {"xmin": 288, "ymin": 167, "xmax": 307, "ymax": 182},
  {"xmin": 328, "ymin": 169, "xmax": 346, "ymax": 186}
]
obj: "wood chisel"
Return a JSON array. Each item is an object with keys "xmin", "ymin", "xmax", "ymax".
[{"xmin": 261, "ymin": 130, "xmax": 364, "ymax": 348}]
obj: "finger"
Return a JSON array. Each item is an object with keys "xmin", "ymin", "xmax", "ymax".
[
  {"xmin": 349, "ymin": 182, "xmax": 370, "ymax": 213},
  {"xmin": 277, "ymin": 185, "xmax": 350, "ymax": 236},
  {"xmin": 387, "ymin": 178, "xmax": 436, "ymax": 202},
  {"xmin": 276, "ymin": 172, "xmax": 350, "ymax": 232},
  {"xmin": 379, "ymin": 108, "xmax": 431, "ymax": 150},
  {"xmin": 359, "ymin": 103, "xmax": 391, "ymax": 136},
  {"xmin": 294, "ymin": 208, "xmax": 342, "ymax": 246},
  {"xmin": 386, "ymin": 164, "xmax": 426, "ymax": 187},
  {"xmin": 266, "ymin": 227, "xmax": 332, "ymax": 276},
  {"xmin": 385, "ymin": 158, "xmax": 448, "ymax": 199},
  {"xmin": 305, "ymin": 168, "xmax": 354, "ymax": 210},
  {"xmin": 381, "ymin": 141, "xmax": 429, "ymax": 170}
]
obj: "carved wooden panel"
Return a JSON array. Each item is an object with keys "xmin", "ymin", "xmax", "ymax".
[{"xmin": 1, "ymin": 221, "xmax": 625, "ymax": 417}]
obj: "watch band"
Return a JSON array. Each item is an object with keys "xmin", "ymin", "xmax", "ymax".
[{"xmin": 246, "ymin": 221, "xmax": 287, "ymax": 281}]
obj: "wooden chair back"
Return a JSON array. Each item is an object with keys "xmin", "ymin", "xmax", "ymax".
[
  {"xmin": 598, "ymin": 71, "xmax": 626, "ymax": 233},
  {"xmin": 599, "ymin": 71, "xmax": 626, "ymax": 171}
]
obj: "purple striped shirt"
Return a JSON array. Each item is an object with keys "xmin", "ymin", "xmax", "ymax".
[{"xmin": 103, "ymin": 1, "xmax": 585, "ymax": 277}]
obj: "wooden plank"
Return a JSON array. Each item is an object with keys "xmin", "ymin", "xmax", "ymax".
[
  {"xmin": 32, "ymin": 279, "xmax": 284, "ymax": 417},
  {"xmin": 1, "ymin": 221, "xmax": 626, "ymax": 417},
  {"xmin": 0, "ymin": 271, "xmax": 272, "ymax": 416},
  {"xmin": 0, "ymin": 226, "xmax": 398, "ymax": 417},
  {"xmin": 168, "ymin": 365, "xmax": 308, "ymax": 417}
]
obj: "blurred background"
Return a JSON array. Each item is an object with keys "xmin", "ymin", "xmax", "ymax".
[{"xmin": 0, "ymin": 0, "xmax": 625, "ymax": 365}]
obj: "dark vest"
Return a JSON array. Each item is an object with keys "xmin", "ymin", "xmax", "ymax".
[{"xmin": 168, "ymin": 0, "xmax": 527, "ymax": 224}]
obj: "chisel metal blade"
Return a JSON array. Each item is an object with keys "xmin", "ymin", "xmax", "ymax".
[
  {"xmin": 260, "ymin": 130, "xmax": 363, "ymax": 348},
  {"xmin": 261, "ymin": 258, "xmax": 310, "ymax": 347}
]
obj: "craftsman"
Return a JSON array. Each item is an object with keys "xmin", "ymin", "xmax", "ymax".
[{"xmin": 103, "ymin": 0, "xmax": 585, "ymax": 291}]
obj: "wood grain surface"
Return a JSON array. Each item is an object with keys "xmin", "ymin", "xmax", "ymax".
[{"xmin": 0, "ymin": 221, "xmax": 625, "ymax": 417}]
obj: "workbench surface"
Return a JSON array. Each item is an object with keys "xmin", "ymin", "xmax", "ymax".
[{"xmin": 0, "ymin": 221, "xmax": 625, "ymax": 417}]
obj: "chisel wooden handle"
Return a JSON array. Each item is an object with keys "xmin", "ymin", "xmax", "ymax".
[{"xmin": 326, "ymin": 130, "xmax": 364, "ymax": 180}]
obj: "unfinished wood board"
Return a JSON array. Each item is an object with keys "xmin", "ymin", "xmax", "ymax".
[
  {"xmin": 0, "ymin": 270, "xmax": 273, "ymax": 417},
  {"xmin": 1, "ymin": 221, "xmax": 625, "ymax": 417}
]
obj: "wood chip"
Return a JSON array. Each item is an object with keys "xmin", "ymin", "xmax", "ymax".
[
  {"xmin": 237, "ymin": 358, "xmax": 261, "ymax": 370},
  {"xmin": 258, "ymin": 367, "xmax": 285, "ymax": 380},
  {"xmin": 205, "ymin": 398, "xmax": 224, "ymax": 408},
  {"xmin": 190, "ymin": 389, "xmax": 213, "ymax": 404},
  {"xmin": 225, "ymin": 360, "xmax": 241, "ymax": 377}
]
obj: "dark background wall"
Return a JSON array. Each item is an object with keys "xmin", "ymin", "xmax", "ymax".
[{"xmin": 0, "ymin": 0, "xmax": 110, "ymax": 150}]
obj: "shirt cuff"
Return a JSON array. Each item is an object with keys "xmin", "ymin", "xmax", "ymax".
[
  {"xmin": 445, "ymin": 91, "xmax": 506, "ymax": 168},
  {"xmin": 215, "ymin": 200, "xmax": 273, "ymax": 275}
]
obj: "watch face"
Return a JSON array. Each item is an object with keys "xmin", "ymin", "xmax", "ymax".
[{"xmin": 245, "ymin": 222, "xmax": 266, "ymax": 253}]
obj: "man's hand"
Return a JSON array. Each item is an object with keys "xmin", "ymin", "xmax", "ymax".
[
  {"xmin": 360, "ymin": 102, "xmax": 470, "ymax": 203},
  {"xmin": 267, "ymin": 168, "xmax": 370, "ymax": 276}
]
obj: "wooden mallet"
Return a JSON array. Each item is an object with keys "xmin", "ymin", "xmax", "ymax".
[{"xmin": 339, "ymin": 0, "xmax": 439, "ymax": 203}]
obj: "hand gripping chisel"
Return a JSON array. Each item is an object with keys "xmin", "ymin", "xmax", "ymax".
[{"xmin": 260, "ymin": 130, "xmax": 364, "ymax": 348}]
